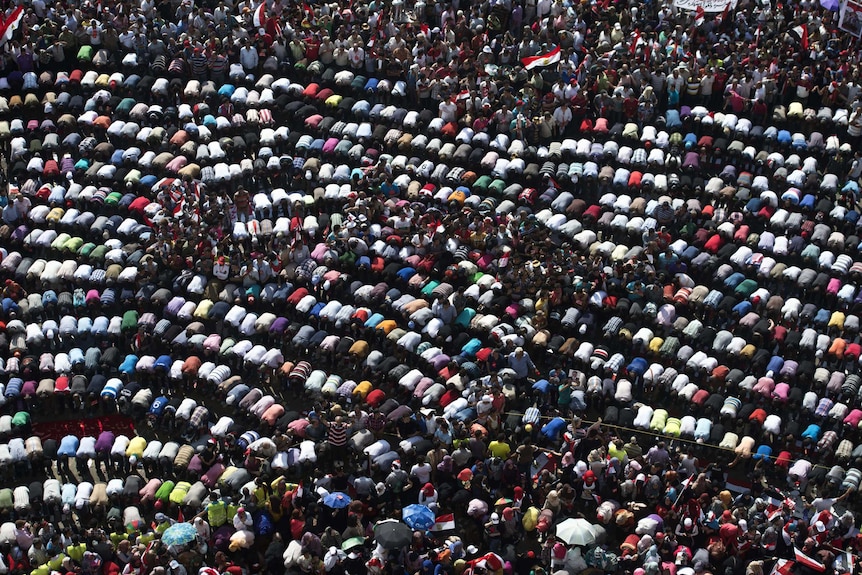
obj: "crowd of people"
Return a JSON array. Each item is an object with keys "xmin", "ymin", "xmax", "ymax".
[{"xmin": 1, "ymin": 0, "xmax": 862, "ymax": 573}]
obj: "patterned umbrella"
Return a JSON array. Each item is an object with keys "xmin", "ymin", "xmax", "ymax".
[
  {"xmin": 402, "ymin": 504, "xmax": 435, "ymax": 530},
  {"xmin": 161, "ymin": 522, "xmax": 198, "ymax": 546}
]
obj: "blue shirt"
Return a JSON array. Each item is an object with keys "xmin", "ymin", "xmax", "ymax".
[
  {"xmin": 508, "ymin": 351, "xmax": 536, "ymax": 379},
  {"xmin": 58, "ymin": 435, "xmax": 80, "ymax": 457},
  {"xmin": 541, "ymin": 417, "xmax": 567, "ymax": 440}
]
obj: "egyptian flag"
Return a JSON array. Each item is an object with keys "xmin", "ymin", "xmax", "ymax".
[
  {"xmin": 432, "ymin": 514, "xmax": 455, "ymax": 532},
  {"xmin": 0, "ymin": 6, "xmax": 24, "ymax": 48},
  {"xmin": 252, "ymin": 2, "xmax": 266, "ymax": 28},
  {"xmin": 790, "ymin": 24, "xmax": 809, "ymax": 50},
  {"xmin": 469, "ymin": 553, "xmax": 504, "ymax": 572},
  {"xmin": 794, "ymin": 548, "xmax": 826, "ymax": 572},
  {"xmin": 522, "ymin": 46, "xmax": 561, "ymax": 70},
  {"xmin": 723, "ymin": 477, "xmax": 752, "ymax": 495},
  {"xmin": 770, "ymin": 559, "xmax": 795, "ymax": 575}
]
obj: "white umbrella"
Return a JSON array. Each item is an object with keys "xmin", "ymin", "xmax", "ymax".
[{"xmin": 556, "ymin": 517, "xmax": 596, "ymax": 546}]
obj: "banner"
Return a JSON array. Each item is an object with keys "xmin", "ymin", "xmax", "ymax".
[
  {"xmin": 674, "ymin": 0, "xmax": 736, "ymax": 12},
  {"xmin": 840, "ymin": 0, "xmax": 862, "ymax": 37}
]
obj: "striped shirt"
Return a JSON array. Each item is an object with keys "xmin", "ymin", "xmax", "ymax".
[
  {"xmin": 522, "ymin": 406, "xmax": 540, "ymax": 425},
  {"xmin": 209, "ymin": 54, "xmax": 228, "ymax": 75},
  {"xmin": 190, "ymin": 53, "xmax": 208, "ymax": 76},
  {"xmin": 327, "ymin": 422, "xmax": 349, "ymax": 446}
]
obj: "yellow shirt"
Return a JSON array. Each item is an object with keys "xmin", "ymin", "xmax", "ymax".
[
  {"xmin": 608, "ymin": 443, "xmax": 627, "ymax": 462},
  {"xmin": 353, "ymin": 381, "xmax": 372, "ymax": 399},
  {"xmin": 376, "ymin": 320, "xmax": 398, "ymax": 335},
  {"xmin": 67, "ymin": 544, "xmax": 86, "ymax": 564},
  {"xmin": 488, "ymin": 441, "xmax": 510, "ymax": 459},
  {"xmin": 47, "ymin": 554, "xmax": 67, "ymax": 571},
  {"xmin": 126, "ymin": 436, "xmax": 147, "ymax": 457}
]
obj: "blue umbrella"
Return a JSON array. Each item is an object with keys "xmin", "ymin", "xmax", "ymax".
[
  {"xmin": 161, "ymin": 522, "xmax": 197, "ymax": 546},
  {"xmin": 821, "ymin": 0, "xmax": 839, "ymax": 11},
  {"xmin": 402, "ymin": 504, "xmax": 435, "ymax": 530},
  {"xmin": 323, "ymin": 492, "xmax": 352, "ymax": 509}
]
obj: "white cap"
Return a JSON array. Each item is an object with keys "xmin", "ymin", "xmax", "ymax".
[{"xmin": 815, "ymin": 521, "xmax": 826, "ymax": 533}]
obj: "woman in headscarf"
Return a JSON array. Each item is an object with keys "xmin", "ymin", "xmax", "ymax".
[{"xmin": 418, "ymin": 482, "xmax": 439, "ymax": 512}]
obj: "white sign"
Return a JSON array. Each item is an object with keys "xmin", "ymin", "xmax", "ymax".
[
  {"xmin": 674, "ymin": 0, "xmax": 737, "ymax": 12},
  {"xmin": 840, "ymin": 0, "xmax": 862, "ymax": 37}
]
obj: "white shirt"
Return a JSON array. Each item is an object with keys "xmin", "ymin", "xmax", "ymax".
[
  {"xmin": 439, "ymin": 100, "xmax": 457, "ymax": 123},
  {"xmin": 239, "ymin": 46, "xmax": 258, "ymax": 71},
  {"xmin": 410, "ymin": 463, "xmax": 432, "ymax": 484},
  {"xmin": 553, "ymin": 106, "xmax": 572, "ymax": 127}
]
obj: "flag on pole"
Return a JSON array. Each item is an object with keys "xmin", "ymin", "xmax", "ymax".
[
  {"xmin": 672, "ymin": 474, "xmax": 694, "ymax": 509},
  {"xmin": 630, "ymin": 29, "xmax": 642, "ymax": 56},
  {"xmin": 432, "ymin": 514, "xmax": 455, "ymax": 532},
  {"xmin": 694, "ymin": 5, "xmax": 706, "ymax": 25},
  {"xmin": 0, "ymin": 6, "xmax": 24, "ymax": 48},
  {"xmin": 794, "ymin": 548, "xmax": 826, "ymax": 572},
  {"xmin": 521, "ymin": 46, "xmax": 561, "ymax": 70},
  {"xmin": 716, "ymin": 1, "xmax": 730, "ymax": 25},
  {"xmin": 252, "ymin": 2, "xmax": 266, "ymax": 28},
  {"xmin": 302, "ymin": 2, "xmax": 315, "ymax": 20},
  {"xmin": 265, "ymin": 15, "xmax": 282, "ymax": 38},
  {"xmin": 790, "ymin": 24, "xmax": 809, "ymax": 49}
]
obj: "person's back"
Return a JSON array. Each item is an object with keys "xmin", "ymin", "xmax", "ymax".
[
  {"xmin": 515, "ymin": 442, "xmax": 535, "ymax": 467},
  {"xmin": 488, "ymin": 438, "xmax": 510, "ymax": 459},
  {"xmin": 647, "ymin": 442, "xmax": 669, "ymax": 467}
]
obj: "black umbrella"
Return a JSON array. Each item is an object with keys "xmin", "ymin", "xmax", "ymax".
[{"xmin": 373, "ymin": 520, "xmax": 413, "ymax": 549}]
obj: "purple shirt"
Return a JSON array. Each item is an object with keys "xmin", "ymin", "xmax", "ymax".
[{"xmin": 95, "ymin": 431, "xmax": 115, "ymax": 453}]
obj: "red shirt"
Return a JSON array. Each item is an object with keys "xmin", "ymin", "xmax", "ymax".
[
  {"xmin": 623, "ymin": 97, "xmax": 638, "ymax": 119},
  {"xmin": 366, "ymin": 389, "xmax": 386, "ymax": 408},
  {"xmin": 304, "ymin": 37, "xmax": 320, "ymax": 60}
]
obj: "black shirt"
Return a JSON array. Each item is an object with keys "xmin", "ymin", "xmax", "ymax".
[{"xmin": 396, "ymin": 418, "xmax": 419, "ymax": 438}]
